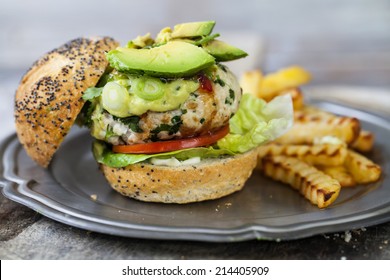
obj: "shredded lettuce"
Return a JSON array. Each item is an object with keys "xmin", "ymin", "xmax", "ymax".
[{"xmin": 94, "ymin": 93, "xmax": 293, "ymax": 168}]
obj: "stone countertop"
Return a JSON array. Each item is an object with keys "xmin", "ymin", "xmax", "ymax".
[{"xmin": 1, "ymin": 70, "xmax": 390, "ymax": 259}]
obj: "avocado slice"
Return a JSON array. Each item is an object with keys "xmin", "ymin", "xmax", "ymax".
[
  {"xmin": 203, "ymin": 39, "xmax": 248, "ymax": 61},
  {"xmin": 106, "ymin": 41, "xmax": 215, "ymax": 77},
  {"xmin": 171, "ymin": 21, "xmax": 215, "ymax": 38},
  {"xmin": 126, "ymin": 33, "xmax": 154, "ymax": 49}
]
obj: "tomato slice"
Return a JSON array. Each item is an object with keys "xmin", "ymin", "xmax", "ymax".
[{"xmin": 112, "ymin": 125, "xmax": 229, "ymax": 154}]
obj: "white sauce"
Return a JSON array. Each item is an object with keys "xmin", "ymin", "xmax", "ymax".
[{"xmin": 150, "ymin": 157, "xmax": 201, "ymax": 167}]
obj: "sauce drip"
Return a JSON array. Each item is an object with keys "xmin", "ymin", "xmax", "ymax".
[{"xmin": 198, "ymin": 73, "xmax": 213, "ymax": 93}]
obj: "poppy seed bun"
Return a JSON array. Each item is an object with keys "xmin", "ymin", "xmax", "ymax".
[
  {"xmin": 100, "ymin": 148, "xmax": 258, "ymax": 203},
  {"xmin": 15, "ymin": 37, "xmax": 119, "ymax": 167}
]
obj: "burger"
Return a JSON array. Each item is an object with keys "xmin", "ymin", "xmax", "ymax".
[{"xmin": 15, "ymin": 21, "xmax": 293, "ymax": 203}]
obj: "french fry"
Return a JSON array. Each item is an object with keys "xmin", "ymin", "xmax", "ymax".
[
  {"xmin": 317, "ymin": 165, "xmax": 356, "ymax": 187},
  {"xmin": 244, "ymin": 65, "xmax": 382, "ymax": 208},
  {"xmin": 276, "ymin": 110, "xmax": 361, "ymax": 145},
  {"xmin": 260, "ymin": 66, "xmax": 311, "ymax": 96},
  {"xmin": 344, "ymin": 149, "xmax": 382, "ymax": 184},
  {"xmin": 240, "ymin": 70, "xmax": 267, "ymax": 99},
  {"xmin": 240, "ymin": 67, "xmax": 309, "ymax": 110},
  {"xmin": 259, "ymin": 156, "xmax": 341, "ymax": 208},
  {"xmin": 301, "ymin": 105, "xmax": 335, "ymax": 117},
  {"xmin": 276, "ymin": 88, "xmax": 304, "ymax": 110},
  {"xmin": 257, "ymin": 143, "xmax": 347, "ymax": 166},
  {"xmin": 351, "ymin": 130, "xmax": 374, "ymax": 152}
]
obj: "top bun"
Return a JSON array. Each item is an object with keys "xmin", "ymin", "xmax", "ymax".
[{"xmin": 15, "ymin": 37, "xmax": 119, "ymax": 167}]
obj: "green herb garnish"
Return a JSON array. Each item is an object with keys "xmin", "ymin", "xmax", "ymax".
[{"xmin": 82, "ymin": 87, "xmax": 103, "ymax": 100}]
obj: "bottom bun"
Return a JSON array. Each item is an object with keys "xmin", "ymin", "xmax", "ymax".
[{"xmin": 100, "ymin": 148, "xmax": 258, "ymax": 203}]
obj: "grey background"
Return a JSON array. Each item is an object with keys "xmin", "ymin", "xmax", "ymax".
[{"xmin": 1, "ymin": 0, "xmax": 390, "ymax": 85}]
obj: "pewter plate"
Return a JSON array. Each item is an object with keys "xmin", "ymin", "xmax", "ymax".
[{"xmin": 1, "ymin": 99, "xmax": 389, "ymax": 242}]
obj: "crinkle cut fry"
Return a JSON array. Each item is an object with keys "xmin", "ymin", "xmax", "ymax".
[
  {"xmin": 257, "ymin": 143, "xmax": 347, "ymax": 166},
  {"xmin": 317, "ymin": 165, "xmax": 356, "ymax": 187},
  {"xmin": 259, "ymin": 155, "xmax": 341, "ymax": 208},
  {"xmin": 345, "ymin": 149, "xmax": 381, "ymax": 184},
  {"xmin": 351, "ymin": 130, "xmax": 374, "ymax": 152},
  {"xmin": 276, "ymin": 110, "xmax": 361, "ymax": 145}
]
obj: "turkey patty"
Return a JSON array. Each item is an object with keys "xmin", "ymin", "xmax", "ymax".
[{"xmin": 91, "ymin": 64, "xmax": 242, "ymax": 145}]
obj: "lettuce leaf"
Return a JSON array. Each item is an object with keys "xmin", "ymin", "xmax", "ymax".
[
  {"xmin": 94, "ymin": 93, "xmax": 293, "ymax": 168},
  {"xmin": 217, "ymin": 93, "xmax": 293, "ymax": 152},
  {"xmin": 93, "ymin": 141, "xmax": 234, "ymax": 168}
]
